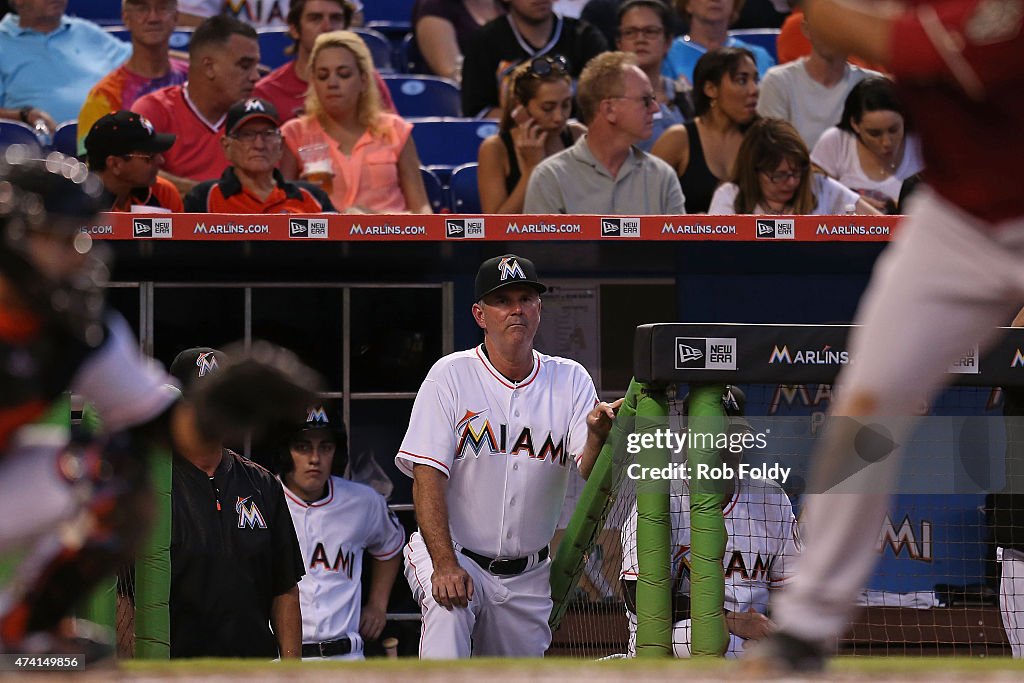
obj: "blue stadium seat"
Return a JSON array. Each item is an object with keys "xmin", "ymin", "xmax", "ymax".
[
  {"xmin": 728, "ymin": 28, "xmax": 781, "ymax": 62},
  {"xmin": 0, "ymin": 121, "xmax": 44, "ymax": 153},
  {"xmin": 383, "ymin": 76, "xmax": 461, "ymax": 118},
  {"xmin": 410, "ymin": 118, "xmax": 496, "ymax": 169},
  {"xmin": 54, "ymin": 121, "xmax": 78, "ymax": 157},
  {"xmin": 353, "ymin": 28, "xmax": 395, "ymax": 74},
  {"xmin": 399, "ymin": 32, "xmax": 430, "ymax": 75},
  {"xmin": 105, "ymin": 26, "xmax": 193, "ymax": 50},
  {"xmin": 257, "ymin": 28, "xmax": 293, "ymax": 70},
  {"xmin": 67, "ymin": 0, "xmax": 123, "ymax": 25},
  {"xmin": 362, "ymin": 0, "xmax": 413, "ymax": 28},
  {"xmin": 420, "ymin": 167, "xmax": 447, "ymax": 213},
  {"xmin": 449, "ymin": 163, "xmax": 480, "ymax": 214}
]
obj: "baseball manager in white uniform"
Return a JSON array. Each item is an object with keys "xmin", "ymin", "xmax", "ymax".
[{"xmin": 397, "ymin": 254, "xmax": 621, "ymax": 658}]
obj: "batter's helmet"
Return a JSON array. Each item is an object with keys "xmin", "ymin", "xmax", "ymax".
[
  {"xmin": 277, "ymin": 404, "xmax": 349, "ymax": 477},
  {"xmin": 0, "ymin": 146, "xmax": 108, "ymax": 346}
]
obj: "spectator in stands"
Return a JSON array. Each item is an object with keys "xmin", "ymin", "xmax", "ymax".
[
  {"xmin": 477, "ymin": 56, "xmax": 585, "ymax": 213},
  {"xmin": 708, "ymin": 117, "xmax": 879, "ymax": 215},
  {"xmin": 133, "ymin": 15, "xmax": 261, "ymax": 194},
  {"xmin": 280, "ymin": 31, "xmax": 431, "ymax": 213},
  {"xmin": 178, "ymin": 0, "xmax": 364, "ymax": 28},
  {"xmin": 0, "ymin": 0, "xmax": 131, "ymax": 125},
  {"xmin": 775, "ymin": 9, "xmax": 883, "ymax": 71},
  {"xmin": 412, "ymin": 0, "xmax": 504, "ymax": 83},
  {"xmin": 663, "ymin": 0, "xmax": 774, "ymax": 84},
  {"xmin": 254, "ymin": 0, "xmax": 394, "ymax": 123},
  {"xmin": 460, "ymin": 0, "xmax": 607, "ymax": 118},
  {"xmin": 811, "ymin": 77, "xmax": 924, "ymax": 215},
  {"xmin": 756, "ymin": 13, "xmax": 879, "ymax": 149},
  {"xmin": 85, "ymin": 110, "xmax": 184, "ymax": 212},
  {"xmin": 651, "ymin": 47, "xmax": 757, "ymax": 213},
  {"xmin": 77, "ymin": 0, "xmax": 189, "ymax": 156},
  {"xmin": 616, "ymin": 0, "xmax": 691, "ymax": 152},
  {"xmin": 185, "ymin": 98, "xmax": 336, "ymax": 213},
  {"xmin": 523, "ymin": 51, "xmax": 684, "ymax": 214}
]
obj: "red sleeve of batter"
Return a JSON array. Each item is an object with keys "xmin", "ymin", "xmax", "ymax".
[{"xmin": 889, "ymin": 0, "xmax": 1024, "ymax": 97}]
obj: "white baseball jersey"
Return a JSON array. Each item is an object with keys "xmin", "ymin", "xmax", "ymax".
[
  {"xmin": 396, "ymin": 346, "xmax": 597, "ymax": 558},
  {"xmin": 621, "ymin": 477, "xmax": 800, "ymax": 614},
  {"xmin": 281, "ymin": 475, "xmax": 404, "ymax": 645}
]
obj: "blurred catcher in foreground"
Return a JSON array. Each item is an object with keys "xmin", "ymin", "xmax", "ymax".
[{"xmin": 0, "ymin": 147, "xmax": 321, "ymax": 660}]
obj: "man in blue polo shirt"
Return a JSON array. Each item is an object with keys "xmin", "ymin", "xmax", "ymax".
[
  {"xmin": 0, "ymin": 0, "xmax": 131, "ymax": 124},
  {"xmin": 663, "ymin": 0, "xmax": 774, "ymax": 84}
]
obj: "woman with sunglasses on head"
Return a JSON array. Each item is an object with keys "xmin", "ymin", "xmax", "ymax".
[
  {"xmin": 279, "ymin": 31, "xmax": 431, "ymax": 214},
  {"xmin": 651, "ymin": 47, "xmax": 759, "ymax": 214},
  {"xmin": 477, "ymin": 55, "xmax": 585, "ymax": 213},
  {"xmin": 811, "ymin": 77, "xmax": 923, "ymax": 214},
  {"xmin": 709, "ymin": 117, "xmax": 880, "ymax": 215}
]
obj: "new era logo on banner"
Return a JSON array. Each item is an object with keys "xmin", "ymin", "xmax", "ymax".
[
  {"xmin": 445, "ymin": 218, "xmax": 485, "ymax": 239},
  {"xmin": 289, "ymin": 218, "xmax": 328, "ymax": 238},
  {"xmin": 132, "ymin": 218, "xmax": 173, "ymax": 238},
  {"xmin": 600, "ymin": 217, "xmax": 640, "ymax": 237},
  {"xmin": 674, "ymin": 337, "xmax": 737, "ymax": 370},
  {"xmin": 755, "ymin": 219, "xmax": 795, "ymax": 240}
]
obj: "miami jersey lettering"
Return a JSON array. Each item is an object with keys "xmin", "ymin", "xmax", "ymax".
[{"xmin": 396, "ymin": 346, "xmax": 597, "ymax": 558}]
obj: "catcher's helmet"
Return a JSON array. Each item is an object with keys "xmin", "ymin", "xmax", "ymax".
[
  {"xmin": 0, "ymin": 146, "xmax": 107, "ymax": 346},
  {"xmin": 277, "ymin": 404, "xmax": 349, "ymax": 477}
]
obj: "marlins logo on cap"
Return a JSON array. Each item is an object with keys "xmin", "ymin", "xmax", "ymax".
[
  {"xmin": 195, "ymin": 351, "xmax": 219, "ymax": 378},
  {"xmin": 498, "ymin": 256, "xmax": 527, "ymax": 282}
]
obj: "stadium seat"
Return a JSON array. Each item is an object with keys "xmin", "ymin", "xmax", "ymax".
[
  {"xmin": 0, "ymin": 121, "xmax": 44, "ymax": 153},
  {"xmin": 105, "ymin": 26, "xmax": 193, "ymax": 50},
  {"xmin": 449, "ymin": 163, "xmax": 481, "ymax": 214},
  {"xmin": 383, "ymin": 76, "xmax": 461, "ymax": 118},
  {"xmin": 54, "ymin": 121, "xmax": 78, "ymax": 157},
  {"xmin": 363, "ymin": 0, "xmax": 415, "ymax": 34},
  {"xmin": 420, "ymin": 167, "xmax": 447, "ymax": 213},
  {"xmin": 729, "ymin": 28, "xmax": 781, "ymax": 62},
  {"xmin": 352, "ymin": 28, "xmax": 396, "ymax": 73},
  {"xmin": 410, "ymin": 118, "xmax": 496, "ymax": 168},
  {"xmin": 67, "ymin": 0, "xmax": 123, "ymax": 25},
  {"xmin": 398, "ymin": 32, "xmax": 430, "ymax": 75},
  {"xmin": 257, "ymin": 28, "xmax": 293, "ymax": 70}
]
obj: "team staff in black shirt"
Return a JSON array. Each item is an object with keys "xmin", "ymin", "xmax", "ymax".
[{"xmin": 168, "ymin": 347, "xmax": 305, "ymax": 659}]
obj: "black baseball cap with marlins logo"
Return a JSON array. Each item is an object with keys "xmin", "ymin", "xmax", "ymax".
[
  {"xmin": 474, "ymin": 254, "xmax": 548, "ymax": 300},
  {"xmin": 169, "ymin": 346, "xmax": 227, "ymax": 395}
]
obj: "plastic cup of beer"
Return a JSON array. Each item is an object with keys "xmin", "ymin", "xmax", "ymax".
[{"xmin": 298, "ymin": 143, "xmax": 334, "ymax": 194}]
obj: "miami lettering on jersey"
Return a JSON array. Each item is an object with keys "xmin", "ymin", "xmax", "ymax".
[
  {"xmin": 309, "ymin": 542, "xmax": 355, "ymax": 579},
  {"xmin": 455, "ymin": 410, "xmax": 567, "ymax": 466},
  {"xmin": 725, "ymin": 550, "xmax": 776, "ymax": 582},
  {"xmin": 236, "ymin": 496, "xmax": 267, "ymax": 529}
]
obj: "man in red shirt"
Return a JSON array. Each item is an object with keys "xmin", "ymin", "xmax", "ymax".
[
  {"xmin": 84, "ymin": 110, "xmax": 184, "ymax": 212},
  {"xmin": 253, "ymin": 0, "xmax": 394, "ymax": 122},
  {"xmin": 184, "ymin": 98, "xmax": 335, "ymax": 213},
  {"xmin": 132, "ymin": 15, "xmax": 260, "ymax": 195},
  {"xmin": 745, "ymin": 0, "xmax": 1024, "ymax": 672}
]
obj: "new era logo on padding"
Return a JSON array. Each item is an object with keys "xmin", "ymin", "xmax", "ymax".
[{"xmin": 674, "ymin": 337, "xmax": 737, "ymax": 370}]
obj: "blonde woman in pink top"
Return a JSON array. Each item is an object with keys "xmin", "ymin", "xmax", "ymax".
[{"xmin": 280, "ymin": 31, "xmax": 431, "ymax": 213}]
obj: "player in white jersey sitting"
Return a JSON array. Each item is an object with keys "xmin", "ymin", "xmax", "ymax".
[
  {"xmin": 279, "ymin": 404, "xmax": 405, "ymax": 660},
  {"xmin": 397, "ymin": 253, "xmax": 622, "ymax": 658},
  {"xmin": 620, "ymin": 386, "xmax": 801, "ymax": 658}
]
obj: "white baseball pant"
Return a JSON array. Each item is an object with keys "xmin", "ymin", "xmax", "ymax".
[
  {"xmin": 774, "ymin": 189, "xmax": 1024, "ymax": 643},
  {"xmin": 403, "ymin": 531, "xmax": 552, "ymax": 658}
]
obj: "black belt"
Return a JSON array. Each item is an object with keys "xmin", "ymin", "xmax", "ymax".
[
  {"xmin": 302, "ymin": 637, "xmax": 352, "ymax": 658},
  {"xmin": 459, "ymin": 546, "xmax": 549, "ymax": 576}
]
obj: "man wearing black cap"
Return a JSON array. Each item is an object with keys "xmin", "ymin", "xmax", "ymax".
[
  {"xmin": 278, "ymin": 404, "xmax": 404, "ymax": 660},
  {"xmin": 167, "ymin": 346, "xmax": 305, "ymax": 659},
  {"xmin": 184, "ymin": 97, "xmax": 335, "ymax": 214},
  {"xmin": 85, "ymin": 110, "xmax": 183, "ymax": 212},
  {"xmin": 396, "ymin": 254, "xmax": 621, "ymax": 659}
]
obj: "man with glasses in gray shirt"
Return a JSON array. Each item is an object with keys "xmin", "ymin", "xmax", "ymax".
[{"xmin": 524, "ymin": 51, "xmax": 684, "ymax": 215}]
